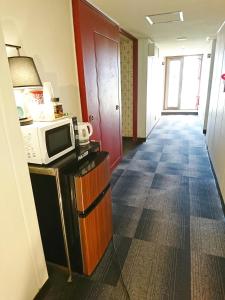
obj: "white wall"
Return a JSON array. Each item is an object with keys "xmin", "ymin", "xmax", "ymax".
[
  {"xmin": 137, "ymin": 39, "xmax": 164, "ymax": 138},
  {"xmin": 0, "ymin": 25, "xmax": 48, "ymax": 300},
  {"xmin": 206, "ymin": 22, "xmax": 225, "ymax": 201},
  {"xmin": 146, "ymin": 55, "xmax": 164, "ymax": 136},
  {"xmin": 203, "ymin": 39, "xmax": 217, "ymax": 131},
  {"xmin": 198, "ymin": 53, "xmax": 211, "ymax": 126},
  {"xmin": 0, "ymin": 0, "xmax": 82, "ymax": 119},
  {"xmin": 198, "ymin": 40, "xmax": 217, "ymax": 131},
  {"xmin": 137, "ymin": 39, "xmax": 148, "ymax": 138}
]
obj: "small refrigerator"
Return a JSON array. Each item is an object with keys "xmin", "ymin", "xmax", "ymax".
[{"xmin": 30, "ymin": 151, "xmax": 113, "ymax": 276}]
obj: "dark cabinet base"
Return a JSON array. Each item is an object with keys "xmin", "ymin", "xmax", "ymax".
[{"xmin": 30, "ymin": 151, "xmax": 112, "ymax": 276}]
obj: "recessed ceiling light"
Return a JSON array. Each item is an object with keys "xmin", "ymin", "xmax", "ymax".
[
  {"xmin": 177, "ymin": 37, "xmax": 187, "ymax": 41},
  {"xmin": 146, "ymin": 11, "xmax": 184, "ymax": 25},
  {"xmin": 206, "ymin": 36, "xmax": 213, "ymax": 42}
]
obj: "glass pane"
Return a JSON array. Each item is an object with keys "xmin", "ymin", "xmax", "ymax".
[
  {"xmin": 167, "ymin": 59, "xmax": 181, "ymax": 108},
  {"xmin": 180, "ymin": 56, "xmax": 201, "ymax": 109}
]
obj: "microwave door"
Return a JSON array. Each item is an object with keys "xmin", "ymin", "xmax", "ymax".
[{"xmin": 41, "ymin": 123, "xmax": 74, "ymax": 164}]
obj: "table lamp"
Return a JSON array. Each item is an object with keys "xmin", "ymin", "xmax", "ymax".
[{"xmin": 6, "ymin": 44, "xmax": 42, "ymax": 125}]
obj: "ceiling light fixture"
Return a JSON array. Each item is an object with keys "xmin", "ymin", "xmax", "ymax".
[
  {"xmin": 177, "ymin": 37, "xmax": 187, "ymax": 41},
  {"xmin": 146, "ymin": 11, "xmax": 184, "ymax": 25},
  {"xmin": 146, "ymin": 16, "xmax": 153, "ymax": 25}
]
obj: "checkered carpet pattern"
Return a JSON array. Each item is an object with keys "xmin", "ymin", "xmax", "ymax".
[{"xmin": 37, "ymin": 116, "xmax": 225, "ymax": 300}]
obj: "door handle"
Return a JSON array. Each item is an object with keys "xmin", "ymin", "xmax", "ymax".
[{"xmin": 116, "ymin": 105, "xmax": 119, "ymax": 110}]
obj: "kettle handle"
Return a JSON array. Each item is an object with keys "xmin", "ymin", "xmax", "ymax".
[{"xmin": 87, "ymin": 122, "xmax": 93, "ymax": 137}]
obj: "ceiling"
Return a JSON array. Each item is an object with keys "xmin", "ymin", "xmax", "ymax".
[{"xmin": 87, "ymin": 0, "xmax": 225, "ymax": 56}]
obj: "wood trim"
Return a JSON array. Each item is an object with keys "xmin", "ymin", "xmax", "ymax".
[
  {"xmin": 119, "ymin": 28, "xmax": 136, "ymax": 41},
  {"xmin": 72, "ymin": 0, "xmax": 89, "ymax": 121},
  {"xmin": 119, "ymin": 29, "xmax": 138, "ymax": 140},
  {"xmin": 75, "ymin": 155, "xmax": 110, "ymax": 212},
  {"xmin": 80, "ymin": 0, "xmax": 119, "ymax": 28},
  {"xmin": 78, "ymin": 188, "xmax": 112, "ymax": 275}
]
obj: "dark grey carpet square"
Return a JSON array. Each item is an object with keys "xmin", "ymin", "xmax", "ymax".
[
  {"xmin": 112, "ymin": 203, "xmax": 143, "ymax": 238},
  {"xmin": 133, "ymin": 151, "xmax": 162, "ymax": 162},
  {"xmin": 151, "ymin": 173, "xmax": 183, "ymax": 190},
  {"xmin": 90, "ymin": 234, "xmax": 132, "ymax": 286},
  {"xmin": 191, "ymin": 252, "xmax": 225, "ymax": 300},
  {"xmin": 135, "ymin": 209, "xmax": 189, "ymax": 249}
]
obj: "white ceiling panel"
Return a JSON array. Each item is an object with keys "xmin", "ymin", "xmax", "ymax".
[{"xmin": 87, "ymin": 0, "xmax": 225, "ymax": 55}]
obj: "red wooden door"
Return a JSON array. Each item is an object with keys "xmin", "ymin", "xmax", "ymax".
[{"xmin": 72, "ymin": 0, "xmax": 122, "ymax": 170}]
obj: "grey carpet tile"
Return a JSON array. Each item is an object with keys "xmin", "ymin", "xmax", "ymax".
[
  {"xmin": 190, "ymin": 196, "xmax": 224, "ymax": 220},
  {"xmin": 116, "ymin": 158, "xmax": 131, "ymax": 170},
  {"xmin": 121, "ymin": 169, "xmax": 155, "ymax": 182},
  {"xmin": 183, "ymin": 168, "xmax": 214, "ymax": 179},
  {"xmin": 61, "ymin": 276, "xmax": 114, "ymax": 300},
  {"xmin": 135, "ymin": 209, "xmax": 189, "ymax": 249},
  {"xmin": 113, "ymin": 239, "xmax": 191, "ymax": 300},
  {"xmin": 188, "ymin": 163, "xmax": 212, "ymax": 174},
  {"xmin": 112, "ymin": 194, "xmax": 148, "ymax": 209},
  {"xmin": 151, "ymin": 173, "xmax": 184, "ymax": 190},
  {"xmin": 112, "ymin": 176, "xmax": 151, "ymax": 202},
  {"xmin": 190, "ymin": 216, "xmax": 225, "ymax": 258},
  {"xmin": 144, "ymin": 187, "xmax": 190, "ymax": 215},
  {"xmin": 123, "ymin": 149, "xmax": 137, "ymax": 159},
  {"xmin": 112, "ymin": 203, "xmax": 143, "ymax": 238},
  {"xmin": 191, "ymin": 252, "xmax": 225, "ymax": 300},
  {"xmin": 137, "ymin": 143, "xmax": 163, "ymax": 152},
  {"xmin": 188, "ymin": 147, "xmax": 208, "ymax": 156},
  {"xmin": 111, "ymin": 169, "xmax": 124, "ymax": 188},
  {"xmin": 189, "ymin": 178, "xmax": 220, "ymax": 201},
  {"xmin": 90, "ymin": 234, "xmax": 132, "ymax": 286},
  {"xmin": 188, "ymin": 155, "xmax": 211, "ymax": 166},
  {"xmin": 160, "ymin": 152, "xmax": 189, "ymax": 164},
  {"xmin": 156, "ymin": 162, "xmax": 187, "ymax": 176},
  {"xmin": 117, "ymin": 169, "xmax": 155, "ymax": 188},
  {"xmin": 35, "ymin": 264, "xmax": 115, "ymax": 300},
  {"xmin": 162, "ymin": 145, "xmax": 190, "ymax": 154},
  {"xmin": 127, "ymin": 159, "xmax": 158, "ymax": 174},
  {"xmin": 133, "ymin": 151, "xmax": 162, "ymax": 162}
]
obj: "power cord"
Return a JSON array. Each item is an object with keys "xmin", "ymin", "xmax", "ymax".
[{"xmin": 112, "ymin": 235, "xmax": 131, "ymax": 300}]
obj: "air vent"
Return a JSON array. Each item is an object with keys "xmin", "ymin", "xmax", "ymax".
[{"xmin": 146, "ymin": 11, "xmax": 184, "ymax": 25}]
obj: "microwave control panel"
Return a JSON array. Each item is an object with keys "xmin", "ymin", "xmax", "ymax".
[{"xmin": 21, "ymin": 127, "xmax": 42, "ymax": 164}]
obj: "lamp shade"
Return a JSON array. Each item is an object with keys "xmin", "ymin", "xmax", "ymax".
[{"xmin": 8, "ymin": 56, "xmax": 42, "ymax": 88}]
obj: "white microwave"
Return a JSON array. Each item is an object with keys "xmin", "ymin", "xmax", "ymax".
[{"xmin": 21, "ymin": 118, "xmax": 75, "ymax": 165}]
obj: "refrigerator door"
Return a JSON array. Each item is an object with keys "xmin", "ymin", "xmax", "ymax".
[
  {"xmin": 78, "ymin": 187, "xmax": 112, "ymax": 275},
  {"xmin": 75, "ymin": 152, "xmax": 111, "ymax": 212}
]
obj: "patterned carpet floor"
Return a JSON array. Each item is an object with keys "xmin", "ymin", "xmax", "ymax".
[{"xmin": 36, "ymin": 116, "xmax": 225, "ymax": 300}]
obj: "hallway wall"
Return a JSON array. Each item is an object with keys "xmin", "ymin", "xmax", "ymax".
[
  {"xmin": 146, "ymin": 55, "xmax": 165, "ymax": 136},
  {"xmin": 138, "ymin": 39, "xmax": 164, "ymax": 138},
  {"xmin": 0, "ymin": 25, "xmax": 48, "ymax": 300},
  {"xmin": 206, "ymin": 22, "xmax": 225, "ymax": 202},
  {"xmin": 198, "ymin": 40, "xmax": 217, "ymax": 131},
  {"xmin": 0, "ymin": 0, "xmax": 82, "ymax": 119},
  {"xmin": 198, "ymin": 53, "xmax": 211, "ymax": 125}
]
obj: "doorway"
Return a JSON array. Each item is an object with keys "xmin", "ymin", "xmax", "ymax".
[
  {"xmin": 119, "ymin": 29, "xmax": 138, "ymax": 155},
  {"xmin": 164, "ymin": 55, "xmax": 202, "ymax": 110}
]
